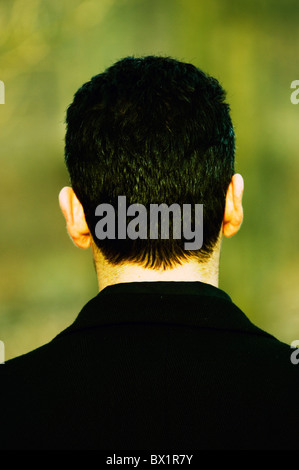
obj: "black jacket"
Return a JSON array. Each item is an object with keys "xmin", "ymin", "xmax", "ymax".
[{"xmin": 1, "ymin": 281, "xmax": 298, "ymax": 450}]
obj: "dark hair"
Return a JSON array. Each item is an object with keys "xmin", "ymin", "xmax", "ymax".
[{"xmin": 64, "ymin": 56, "xmax": 235, "ymax": 269}]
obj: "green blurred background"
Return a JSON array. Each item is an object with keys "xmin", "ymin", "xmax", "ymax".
[{"xmin": 1, "ymin": 0, "xmax": 299, "ymax": 360}]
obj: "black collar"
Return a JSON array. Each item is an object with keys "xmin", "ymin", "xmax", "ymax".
[{"xmin": 55, "ymin": 281, "xmax": 273, "ymax": 340}]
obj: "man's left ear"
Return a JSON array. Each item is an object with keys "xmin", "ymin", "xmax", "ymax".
[
  {"xmin": 59, "ymin": 186, "xmax": 91, "ymax": 249},
  {"xmin": 222, "ymin": 173, "xmax": 244, "ymax": 238}
]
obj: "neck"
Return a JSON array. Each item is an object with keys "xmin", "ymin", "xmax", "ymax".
[{"xmin": 91, "ymin": 241, "xmax": 221, "ymax": 292}]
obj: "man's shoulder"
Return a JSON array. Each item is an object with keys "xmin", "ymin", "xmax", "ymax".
[
  {"xmin": 0, "ymin": 338, "xmax": 60, "ymax": 383},
  {"xmin": 1, "ymin": 285, "xmax": 299, "ymax": 450},
  {"xmin": 1, "ymin": 282, "xmax": 298, "ymax": 380},
  {"xmin": 1, "ymin": 281, "xmax": 298, "ymax": 386}
]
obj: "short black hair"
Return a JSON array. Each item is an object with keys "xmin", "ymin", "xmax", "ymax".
[{"xmin": 64, "ymin": 56, "xmax": 235, "ymax": 269}]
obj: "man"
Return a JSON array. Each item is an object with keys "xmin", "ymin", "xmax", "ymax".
[{"xmin": 1, "ymin": 56, "xmax": 298, "ymax": 450}]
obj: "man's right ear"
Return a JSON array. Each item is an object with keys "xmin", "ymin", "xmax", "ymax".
[
  {"xmin": 222, "ymin": 173, "xmax": 244, "ymax": 238},
  {"xmin": 58, "ymin": 187, "xmax": 91, "ymax": 249}
]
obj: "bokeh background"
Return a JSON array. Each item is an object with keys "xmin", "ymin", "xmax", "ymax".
[{"xmin": 1, "ymin": 0, "xmax": 299, "ymax": 360}]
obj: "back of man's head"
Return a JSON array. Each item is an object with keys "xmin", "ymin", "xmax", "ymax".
[{"xmin": 64, "ymin": 56, "xmax": 235, "ymax": 269}]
